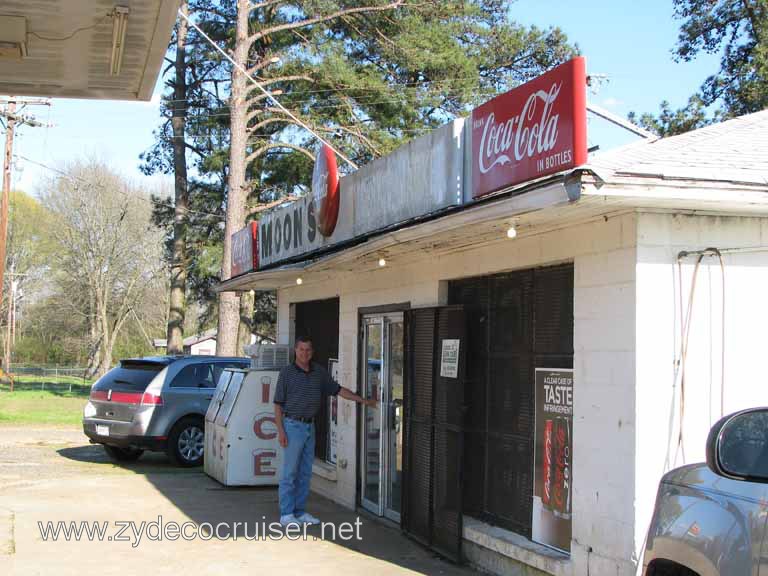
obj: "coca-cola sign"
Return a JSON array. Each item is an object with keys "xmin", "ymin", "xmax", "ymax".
[
  {"xmin": 231, "ymin": 221, "xmax": 258, "ymax": 277},
  {"xmin": 471, "ymin": 57, "xmax": 587, "ymax": 199},
  {"xmin": 312, "ymin": 143, "xmax": 340, "ymax": 237}
]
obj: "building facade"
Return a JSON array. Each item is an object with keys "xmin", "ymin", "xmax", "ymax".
[{"xmin": 220, "ymin": 60, "xmax": 768, "ymax": 574}]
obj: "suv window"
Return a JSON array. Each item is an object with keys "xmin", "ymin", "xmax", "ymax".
[
  {"xmin": 170, "ymin": 363, "xmax": 216, "ymax": 388},
  {"xmin": 213, "ymin": 362, "xmax": 248, "ymax": 387},
  {"xmin": 93, "ymin": 362, "xmax": 165, "ymax": 391}
]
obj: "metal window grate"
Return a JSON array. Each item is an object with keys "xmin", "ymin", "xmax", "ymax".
[{"xmin": 448, "ymin": 263, "xmax": 574, "ymax": 537}]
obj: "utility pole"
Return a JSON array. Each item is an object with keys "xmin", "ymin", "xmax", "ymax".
[
  {"xmin": 0, "ymin": 97, "xmax": 50, "ymax": 388},
  {"xmin": 1, "ymin": 100, "xmax": 15, "ymax": 314}
]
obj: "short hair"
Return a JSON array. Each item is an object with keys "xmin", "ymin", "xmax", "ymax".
[{"xmin": 294, "ymin": 335, "xmax": 313, "ymax": 347}]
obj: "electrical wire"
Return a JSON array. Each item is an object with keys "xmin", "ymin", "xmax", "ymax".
[
  {"xmin": 29, "ymin": 12, "xmax": 112, "ymax": 42},
  {"xmin": 13, "ymin": 154, "xmax": 226, "ymax": 220},
  {"xmin": 15, "ymin": 154, "xmax": 299, "ymax": 221},
  {"xmin": 673, "ymin": 248, "xmax": 728, "ymax": 465},
  {"xmin": 177, "ymin": 8, "xmax": 359, "ymax": 170}
]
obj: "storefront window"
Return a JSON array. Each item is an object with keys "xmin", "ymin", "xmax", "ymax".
[{"xmin": 448, "ymin": 264, "xmax": 573, "ymax": 538}]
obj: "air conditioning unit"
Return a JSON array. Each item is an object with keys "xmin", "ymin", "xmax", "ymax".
[{"xmin": 243, "ymin": 344, "xmax": 291, "ymax": 370}]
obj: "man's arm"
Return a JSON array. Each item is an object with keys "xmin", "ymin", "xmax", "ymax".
[
  {"xmin": 273, "ymin": 370, "xmax": 288, "ymax": 448},
  {"xmin": 274, "ymin": 402, "xmax": 288, "ymax": 447},
  {"xmin": 338, "ymin": 386, "xmax": 377, "ymax": 407}
]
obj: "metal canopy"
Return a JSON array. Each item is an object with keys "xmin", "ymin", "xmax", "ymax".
[{"xmin": 0, "ymin": 1, "xmax": 178, "ymax": 101}]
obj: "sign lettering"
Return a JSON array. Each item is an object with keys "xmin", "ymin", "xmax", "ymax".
[{"xmin": 471, "ymin": 57, "xmax": 587, "ymax": 198}]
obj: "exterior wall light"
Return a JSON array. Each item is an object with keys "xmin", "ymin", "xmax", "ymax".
[
  {"xmin": 296, "ymin": 278, "xmax": 303, "ymax": 285},
  {"xmin": 506, "ymin": 225, "xmax": 518, "ymax": 239},
  {"xmin": 378, "ymin": 258, "xmax": 386, "ymax": 267},
  {"xmin": 110, "ymin": 6, "xmax": 130, "ymax": 76}
]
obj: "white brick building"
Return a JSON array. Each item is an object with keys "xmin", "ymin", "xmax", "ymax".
[{"xmin": 220, "ymin": 107, "xmax": 768, "ymax": 575}]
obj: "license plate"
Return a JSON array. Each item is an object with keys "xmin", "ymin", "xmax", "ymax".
[{"xmin": 96, "ymin": 425, "xmax": 109, "ymax": 436}]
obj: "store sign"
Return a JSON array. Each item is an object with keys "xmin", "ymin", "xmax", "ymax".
[
  {"xmin": 252, "ymin": 374, "xmax": 279, "ymax": 477},
  {"xmin": 532, "ymin": 368, "xmax": 573, "ymax": 552},
  {"xmin": 439, "ymin": 339, "xmax": 460, "ymax": 378},
  {"xmin": 470, "ymin": 57, "xmax": 587, "ymax": 199},
  {"xmin": 256, "ymin": 119, "xmax": 463, "ymax": 268},
  {"xmin": 312, "ymin": 144, "xmax": 340, "ymax": 237},
  {"xmin": 231, "ymin": 221, "xmax": 258, "ymax": 277}
]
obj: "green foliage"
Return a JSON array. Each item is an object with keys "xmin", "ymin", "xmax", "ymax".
[
  {"xmin": 630, "ymin": 0, "xmax": 767, "ymax": 136},
  {"xmin": 673, "ymin": 0, "xmax": 768, "ymax": 116},
  {"xmin": 628, "ymin": 95, "xmax": 714, "ymax": 137}
]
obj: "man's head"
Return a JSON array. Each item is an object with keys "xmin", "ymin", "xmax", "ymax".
[{"xmin": 294, "ymin": 336, "xmax": 314, "ymax": 367}]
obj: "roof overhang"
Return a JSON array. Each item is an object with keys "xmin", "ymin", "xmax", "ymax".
[
  {"xmin": 0, "ymin": 1, "xmax": 179, "ymax": 101},
  {"xmin": 217, "ymin": 177, "xmax": 587, "ymax": 292},
  {"xmin": 219, "ymin": 167, "xmax": 768, "ymax": 293}
]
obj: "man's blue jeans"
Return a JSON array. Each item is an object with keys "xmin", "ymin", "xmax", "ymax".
[{"xmin": 279, "ymin": 418, "xmax": 315, "ymax": 517}]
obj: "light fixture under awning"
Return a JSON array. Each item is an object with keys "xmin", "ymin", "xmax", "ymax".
[{"xmin": 216, "ymin": 261, "xmax": 314, "ymax": 292}]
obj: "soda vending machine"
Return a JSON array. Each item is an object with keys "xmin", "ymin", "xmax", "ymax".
[{"xmin": 204, "ymin": 345, "xmax": 290, "ymax": 486}]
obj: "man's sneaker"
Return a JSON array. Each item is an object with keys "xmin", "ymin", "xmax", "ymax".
[
  {"xmin": 280, "ymin": 514, "xmax": 299, "ymax": 527},
  {"xmin": 295, "ymin": 512, "xmax": 320, "ymax": 525}
]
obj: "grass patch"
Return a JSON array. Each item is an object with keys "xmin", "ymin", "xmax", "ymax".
[
  {"xmin": 0, "ymin": 389, "xmax": 88, "ymax": 426},
  {"xmin": 0, "ymin": 381, "xmax": 91, "ymax": 395}
]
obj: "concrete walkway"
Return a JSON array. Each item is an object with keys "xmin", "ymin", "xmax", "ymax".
[{"xmin": 0, "ymin": 427, "xmax": 479, "ymax": 575}]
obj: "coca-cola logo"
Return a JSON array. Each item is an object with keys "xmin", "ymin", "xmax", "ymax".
[
  {"xmin": 471, "ymin": 57, "xmax": 587, "ymax": 199},
  {"xmin": 477, "ymin": 83, "xmax": 562, "ymax": 175}
]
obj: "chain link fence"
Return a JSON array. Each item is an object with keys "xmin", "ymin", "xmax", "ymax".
[{"xmin": 3, "ymin": 366, "xmax": 93, "ymax": 394}]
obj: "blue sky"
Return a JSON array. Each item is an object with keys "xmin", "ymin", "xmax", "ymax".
[{"xmin": 10, "ymin": 0, "xmax": 721, "ymax": 194}]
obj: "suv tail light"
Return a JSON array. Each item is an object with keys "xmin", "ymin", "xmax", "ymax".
[{"xmin": 141, "ymin": 379, "xmax": 164, "ymax": 406}]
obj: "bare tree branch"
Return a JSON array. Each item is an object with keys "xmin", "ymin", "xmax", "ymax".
[
  {"xmin": 246, "ymin": 141, "xmax": 315, "ymax": 165},
  {"xmin": 247, "ymin": 1, "xmax": 404, "ymax": 47}
]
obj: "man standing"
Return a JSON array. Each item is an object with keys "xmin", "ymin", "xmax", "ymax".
[{"xmin": 274, "ymin": 336, "xmax": 375, "ymax": 526}]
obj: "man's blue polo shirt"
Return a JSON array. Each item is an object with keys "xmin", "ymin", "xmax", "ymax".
[{"xmin": 273, "ymin": 361, "xmax": 340, "ymax": 420}]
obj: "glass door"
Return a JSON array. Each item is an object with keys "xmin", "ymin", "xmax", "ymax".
[
  {"xmin": 385, "ymin": 317, "xmax": 404, "ymax": 522},
  {"xmin": 360, "ymin": 313, "xmax": 404, "ymax": 522},
  {"xmin": 361, "ymin": 318, "xmax": 383, "ymax": 514}
]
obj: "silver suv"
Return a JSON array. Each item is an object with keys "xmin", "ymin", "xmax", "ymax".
[
  {"xmin": 83, "ymin": 356, "xmax": 249, "ymax": 466},
  {"xmin": 643, "ymin": 407, "xmax": 768, "ymax": 575}
]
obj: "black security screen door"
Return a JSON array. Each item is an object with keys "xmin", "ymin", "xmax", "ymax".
[
  {"xmin": 448, "ymin": 263, "xmax": 574, "ymax": 538},
  {"xmin": 402, "ymin": 305, "xmax": 466, "ymax": 562}
]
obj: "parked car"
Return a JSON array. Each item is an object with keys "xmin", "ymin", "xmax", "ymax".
[
  {"xmin": 643, "ymin": 408, "xmax": 768, "ymax": 576},
  {"xmin": 83, "ymin": 355, "xmax": 249, "ymax": 466}
]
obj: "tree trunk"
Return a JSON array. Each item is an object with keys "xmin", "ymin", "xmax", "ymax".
[
  {"xmin": 216, "ymin": 0, "xmax": 249, "ymax": 356},
  {"xmin": 236, "ymin": 289, "xmax": 254, "ymax": 356},
  {"xmin": 95, "ymin": 299, "xmax": 112, "ymax": 379},
  {"xmin": 85, "ymin": 292, "xmax": 102, "ymax": 379},
  {"xmin": 167, "ymin": 0, "xmax": 190, "ymax": 355}
]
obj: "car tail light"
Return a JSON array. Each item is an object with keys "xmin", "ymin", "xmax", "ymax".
[
  {"xmin": 90, "ymin": 390, "xmax": 108, "ymax": 401},
  {"xmin": 141, "ymin": 379, "xmax": 164, "ymax": 406},
  {"xmin": 141, "ymin": 392, "xmax": 163, "ymax": 405}
]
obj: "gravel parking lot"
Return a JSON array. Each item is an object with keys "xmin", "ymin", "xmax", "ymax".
[{"xmin": 0, "ymin": 425, "xmax": 477, "ymax": 575}]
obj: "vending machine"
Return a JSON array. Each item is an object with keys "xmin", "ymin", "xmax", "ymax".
[{"xmin": 204, "ymin": 345, "xmax": 290, "ymax": 486}]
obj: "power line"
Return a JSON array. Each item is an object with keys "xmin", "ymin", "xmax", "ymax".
[
  {"xmin": 13, "ymin": 154, "xmax": 226, "ymax": 220},
  {"xmin": 14, "ymin": 154, "xmax": 299, "ymax": 221},
  {"xmin": 178, "ymin": 9, "xmax": 360, "ymax": 170}
]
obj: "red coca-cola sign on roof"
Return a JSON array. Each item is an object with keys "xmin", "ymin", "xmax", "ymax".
[
  {"xmin": 470, "ymin": 57, "xmax": 587, "ymax": 199},
  {"xmin": 312, "ymin": 143, "xmax": 340, "ymax": 237}
]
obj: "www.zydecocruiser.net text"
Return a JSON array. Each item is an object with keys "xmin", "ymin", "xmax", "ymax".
[{"xmin": 37, "ymin": 516, "xmax": 364, "ymax": 547}]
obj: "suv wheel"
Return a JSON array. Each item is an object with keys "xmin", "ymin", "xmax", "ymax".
[
  {"xmin": 167, "ymin": 417, "xmax": 205, "ymax": 467},
  {"xmin": 104, "ymin": 445, "xmax": 144, "ymax": 462}
]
